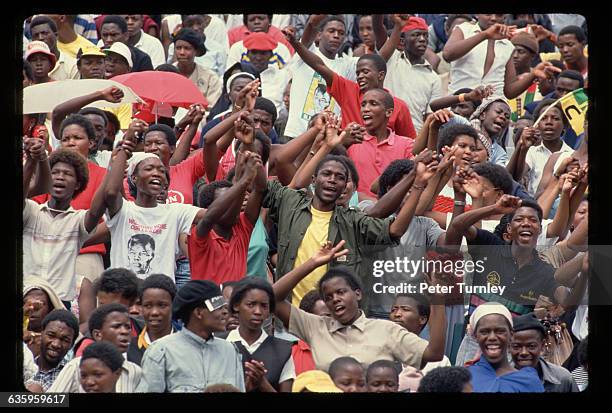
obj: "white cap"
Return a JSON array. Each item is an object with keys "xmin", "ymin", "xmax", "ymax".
[
  {"xmin": 469, "ymin": 302, "xmax": 513, "ymax": 335},
  {"xmin": 104, "ymin": 42, "xmax": 133, "ymax": 69}
]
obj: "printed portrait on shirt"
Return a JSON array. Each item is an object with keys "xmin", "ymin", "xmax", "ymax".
[
  {"xmin": 301, "ymin": 73, "xmax": 337, "ymax": 121},
  {"xmin": 127, "ymin": 234, "xmax": 156, "ymax": 276}
]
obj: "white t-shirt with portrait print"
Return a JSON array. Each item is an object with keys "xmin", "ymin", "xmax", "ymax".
[
  {"xmin": 283, "ymin": 46, "xmax": 358, "ymax": 138},
  {"xmin": 105, "ymin": 200, "xmax": 200, "ymax": 281}
]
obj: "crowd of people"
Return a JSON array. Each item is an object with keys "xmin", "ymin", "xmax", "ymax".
[{"xmin": 21, "ymin": 13, "xmax": 589, "ymax": 393}]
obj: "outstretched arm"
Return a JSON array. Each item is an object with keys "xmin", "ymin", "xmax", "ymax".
[
  {"xmin": 195, "ymin": 152, "xmax": 260, "ymax": 238},
  {"xmin": 504, "ymin": 59, "xmax": 562, "ymax": 99},
  {"xmin": 283, "ymin": 26, "xmax": 336, "ymax": 88},
  {"xmin": 51, "ymin": 87, "xmax": 124, "ymax": 138},
  {"xmin": 23, "ymin": 138, "xmax": 46, "ymax": 209},
  {"xmin": 389, "ymin": 155, "xmax": 440, "ymax": 238},
  {"xmin": 299, "ymin": 15, "xmax": 326, "ymax": 49},
  {"xmin": 443, "ymin": 194, "xmax": 522, "ymax": 252},
  {"xmin": 169, "ymin": 104, "xmax": 205, "ymax": 166},
  {"xmin": 272, "ymin": 240, "xmax": 349, "ymax": 327},
  {"xmin": 377, "ymin": 14, "xmax": 408, "ymax": 62},
  {"xmin": 443, "ymin": 23, "xmax": 512, "ymax": 62}
]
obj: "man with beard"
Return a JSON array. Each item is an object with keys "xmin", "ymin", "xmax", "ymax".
[{"xmin": 25, "ymin": 310, "xmax": 79, "ymax": 392}]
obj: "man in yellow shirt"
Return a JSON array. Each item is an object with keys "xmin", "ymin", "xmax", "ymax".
[{"xmin": 45, "ymin": 15, "xmax": 94, "ymax": 59}]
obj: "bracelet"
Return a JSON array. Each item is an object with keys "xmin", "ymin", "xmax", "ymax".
[
  {"xmin": 412, "ymin": 184, "xmax": 425, "ymax": 191},
  {"xmin": 234, "ymin": 104, "xmax": 243, "ymax": 111},
  {"xmin": 458, "ymin": 93, "xmax": 466, "ymax": 103},
  {"xmin": 454, "ymin": 200, "xmax": 466, "ymax": 206},
  {"xmin": 309, "ymin": 150, "xmax": 316, "ymax": 156}
]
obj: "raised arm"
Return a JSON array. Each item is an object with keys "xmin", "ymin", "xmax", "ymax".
[
  {"xmin": 504, "ymin": 59, "xmax": 562, "ymax": 100},
  {"xmin": 24, "ymin": 138, "xmax": 51, "ymax": 198},
  {"xmin": 204, "ymin": 80, "xmax": 259, "ymax": 182},
  {"xmin": 372, "ymin": 14, "xmax": 388, "ymax": 51},
  {"xmin": 443, "ymin": 23, "xmax": 509, "ymax": 62},
  {"xmin": 288, "ymin": 116, "xmax": 353, "ymax": 189},
  {"xmin": 195, "ymin": 152, "xmax": 258, "ymax": 238},
  {"xmin": 283, "ymin": 26, "xmax": 336, "ymax": 88},
  {"xmin": 389, "ymin": 155, "xmax": 440, "ymax": 238},
  {"xmin": 365, "ymin": 149, "xmax": 437, "ymax": 218},
  {"xmin": 51, "ymin": 87, "xmax": 124, "ymax": 138},
  {"xmin": 506, "ymin": 127, "xmax": 540, "ymax": 181},
  {"xmin": 430, "ymin": 85, "xmax": 494, "ymax": 112},
  {"xmin": 544, "ymin": 172, "xmax": 575, "ymax": 239},
  {"xmin": 102, "ymin": 138, "xmax": 135, "ymax": 219},
  {"xmin": 169, "ymin": 104, "xmax": 205, "ymax": 167},
  {"xmin": 443, "ymin": 194, "xmax": 521, "ymax": 252},
  {"xmin": 377, "ymin": 14, "xmax": 408, "ymax": 62},
  {"xmin": 420, "ymin": 271, "xmax": 448, "ymax": 366},
  {"xmin": 22, "ymin": 138, "xmax": 46, "ymax": 209},
  {"xmin": 272, "ymin": 240, "xmax": 349, "ymax": 327},
  {"xmin": 299, "ymin": 15, "xmax": 327, "ymax": 49},
  {"xmin": 274, "ymin": 122, "xmax": 324, "ymax": 186}
]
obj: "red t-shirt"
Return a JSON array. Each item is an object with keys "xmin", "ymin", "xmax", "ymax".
[
  {"xmin": 32, "ymin": 161, "xmax": 107, "ymax": 255},
  {"xmin": 328, "ymin": 73, "xmax": 417, "ymax": 139},
  {"xmin": 123, "ymin": 149, "xmax": 206, "ymax": 205},
  {"xmin": 292, "ymin": 340, "xmax": 316, "ymax": 376},
  {"xmin": 188, "ymin": 212, "xmax": 254, "ymax": 284}
]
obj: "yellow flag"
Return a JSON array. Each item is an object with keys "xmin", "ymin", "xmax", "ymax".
[{"xmin": 558, "ymin": 88, "xmax": 588, "ymax": 135}]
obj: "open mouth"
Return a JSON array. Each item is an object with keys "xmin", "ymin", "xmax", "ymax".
[
  {"xmin": 117, "ymin": 338, "xmax": 130, "ymax": 349},
  {"xmin": 484, "ymin": 344, "xmax": 503, "ymax": 358},
  {"xmin": 334, "ymin": 304, "xmax": 346, "ymax": 316},
  {"xmin": 149, "ymin": 178, "xmax": 163, "ymax": 188},
  {"xmin": 322, "ymin": 186, "xmax": 337, "ymax": 196}
]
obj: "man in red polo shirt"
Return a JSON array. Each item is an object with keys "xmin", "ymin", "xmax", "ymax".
[
  {"xmin": 344, "ymin": 88, "xmax": 415, "ymax": 199},
  {"xmin": 283, "ymin": 27, "xmax": 416, "ymax": 139}
]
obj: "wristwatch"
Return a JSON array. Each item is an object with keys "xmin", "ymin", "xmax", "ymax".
[{"xmin": 454, "ymin": 200, "xmax": 466, "ymax": 206}]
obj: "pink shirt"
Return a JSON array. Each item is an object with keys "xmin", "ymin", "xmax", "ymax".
[{"xmin": 347, "ymin": 129, "xmax": 415, "ymax": 198}]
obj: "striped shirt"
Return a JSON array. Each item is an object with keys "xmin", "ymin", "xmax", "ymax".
[{"xmin": 23, "ymin": 200, "xmax": 92, "ymax": 301}]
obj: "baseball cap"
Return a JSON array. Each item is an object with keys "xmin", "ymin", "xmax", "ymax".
[
  {"xmin": 25, "ymin": 41, "xmax": 57, "ymax": 66},
  {"xmin": 77, "ymin": 45, "xmax": 106, "ymax": 60},
  {"xmin": 103, "ymin": 42, "xmax": 133, "ymax": 69}
]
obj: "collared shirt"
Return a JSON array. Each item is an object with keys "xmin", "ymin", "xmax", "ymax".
[
  {"xmin": 347, "ymin": 129, "xmax": 415, "ymax": 198},
  {"xmin": 328, "ymin": 73, "xmax": 417, "ymax": 139},
  {"xmin": 512, "ymin": 358, "xmax": 579, "ymax": 392},
  {"xmin": 73, "ymin": 14, "xmax": 99, "ymax": 44},
  {"xmin": 491, "ymin": 141, "xmax": 509, "ymax": 167},
  {"xmin": 133, "ymin": 30, "xmax": 165, "ymax": 68},
  {"xmin": 27, "ymin": 357, "xmax": 68, "ymax": 392},
  {"xmin": 289, "ymin": 307, "xmax": 429, "ymax": 372},
  {"xmin": 467, "ymin": 229, "xmax": 559, "ymax": 316},
  {"xmin": 49, "ymin": 51, "xmax": 79, "ymax": 81},
  {"xmin": 259, "ymin": 64, "xmax": 291, "ymax": 114},
  {"xmin": 47, "ymin": 356, "xmax": 142, "ymax": 393},
  {"xmin": 262, "ymin": 179, "xmax": 396, "ymax": 282},
  {"xmin": 384, "ymin": 49, "xmax": 443, "ymax": 131},
  {"xmin": 448, "ymin": 21, "xmax": 514, "ymax": 97},
  {"xmin": 525, "ymin": 142, "xmax": 573, "ymax": 196},
  {"xmin": 226, "ymin": 329, "xmax": 296, "ymax": 383},
  {"xmin": 173, "ymin": 62, "xmax": 223, "ymax": 108},
  {"xmin": 23, "ymin": 200, "xmax": 92, "ymax": 301},
  {"xmin": 137, "ymin": 327, "xmax": 245, "ymax": 392}
]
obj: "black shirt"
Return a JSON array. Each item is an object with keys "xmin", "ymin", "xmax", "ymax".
[
  {"xmin": 467, "ymin": 228, "xmax": 559, "ymax": 315},
  {"xmin": 130, "ymin": 46, "xmax": 154, "ymax": 72}
]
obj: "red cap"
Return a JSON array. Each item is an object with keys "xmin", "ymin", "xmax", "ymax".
[
  {"xmin": 401, "ymin": 17, "xmax": 429, "ymax": 33},
  {"xmin": 243, "ymin": 32, "xmax": 278, "ymax": 51}
]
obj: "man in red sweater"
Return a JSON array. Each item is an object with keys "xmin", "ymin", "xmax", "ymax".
[{"xmin": 282, "ymin": 26, "xmax": 416, "ymax": 139}]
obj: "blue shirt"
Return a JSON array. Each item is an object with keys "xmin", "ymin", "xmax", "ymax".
[
  {"xmin": 137, "ymin": 327, "xmax": 245, "ymax": 392},
  {"xmin": 469, "ymin": 357, "xmax": 545, "ymax": 392}
]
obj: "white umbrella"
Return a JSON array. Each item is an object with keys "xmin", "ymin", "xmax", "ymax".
[{"xmin": 22, "ymin": 79, "xmax": 143, "ymax": 114}]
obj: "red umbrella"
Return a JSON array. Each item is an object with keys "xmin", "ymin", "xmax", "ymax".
[{"xmin": 112, "ymin": 70, "xmax": 208, "ymax": 112}]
